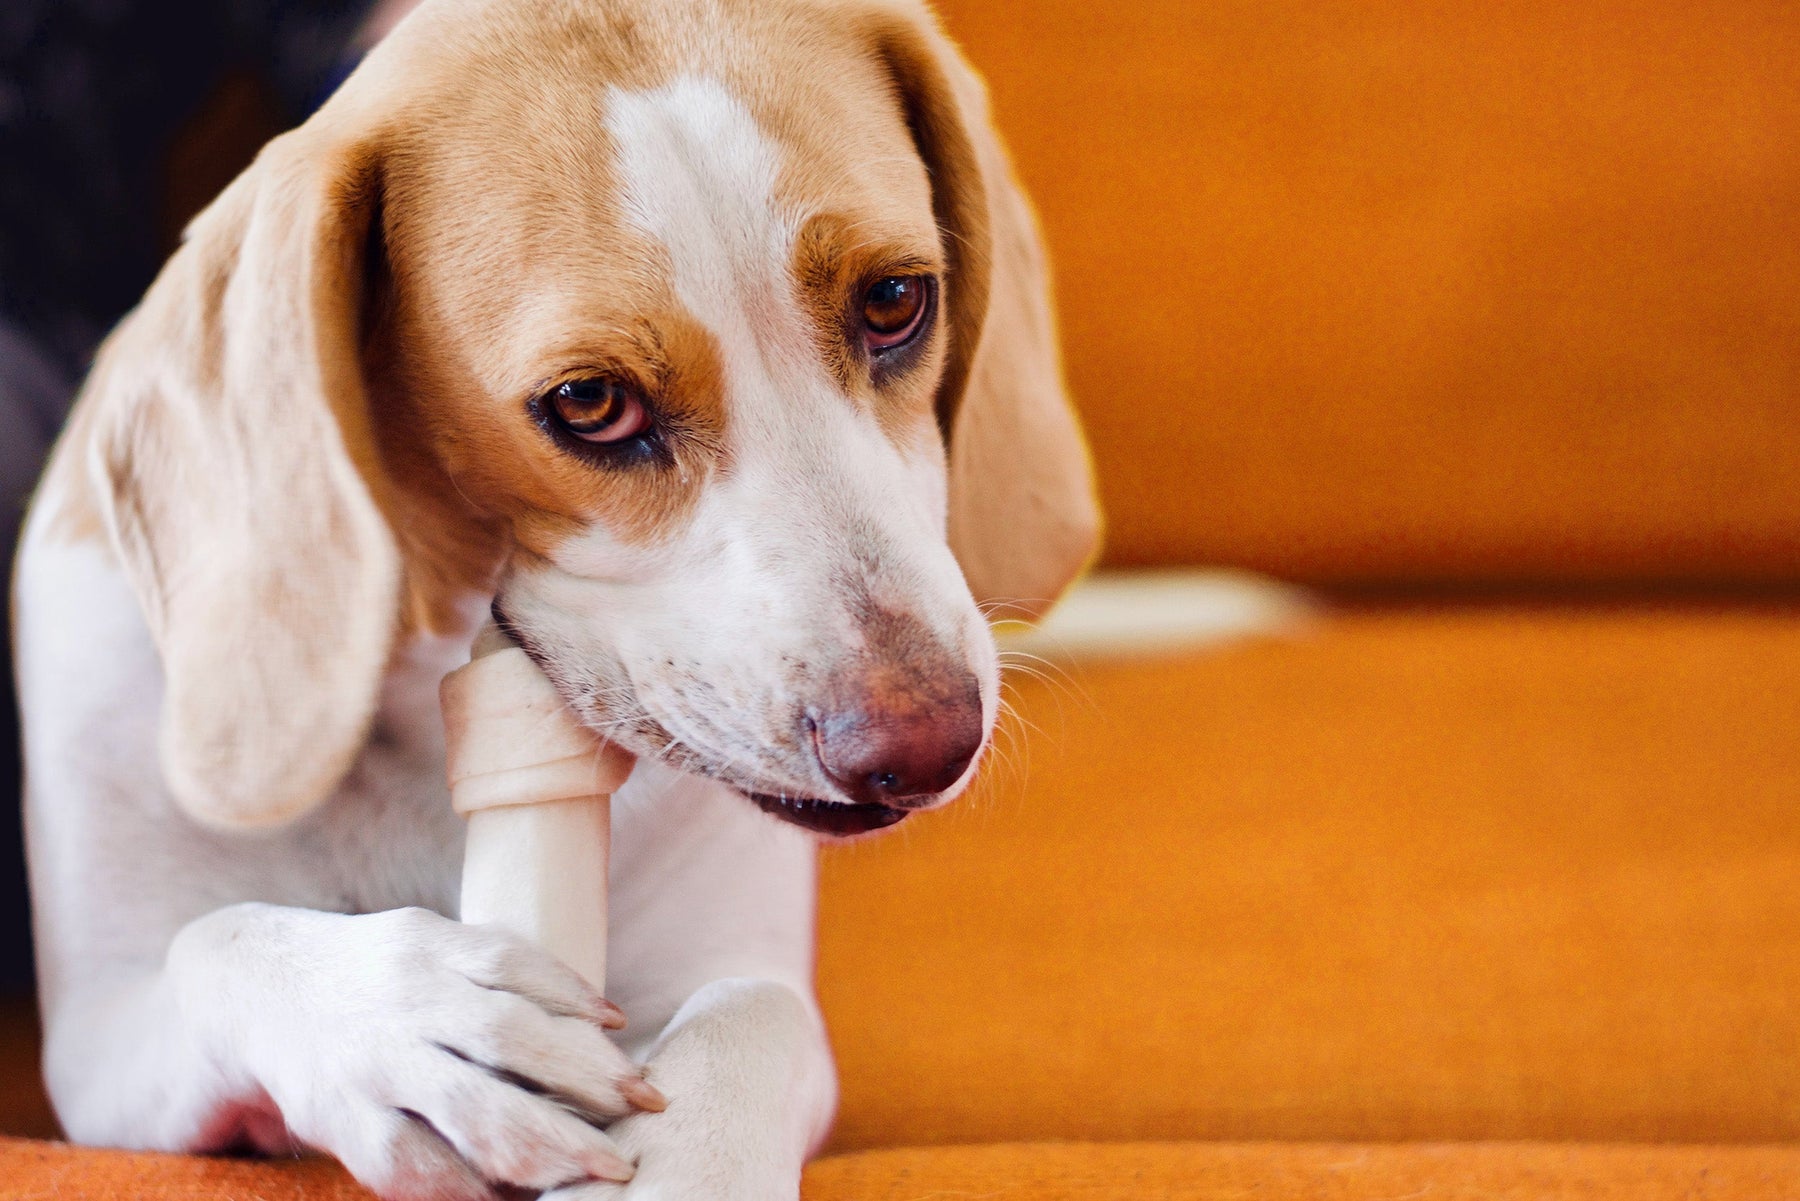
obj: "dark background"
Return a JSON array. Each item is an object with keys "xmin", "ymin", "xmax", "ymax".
[{"xmin": 0, "ymin": 0, "xmax": 366, "ymax": 997}]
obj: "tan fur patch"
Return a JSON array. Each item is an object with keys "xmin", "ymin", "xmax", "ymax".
[{"xmin": 36, "ymin": 404, "xmax": 107, "ymax": 547}]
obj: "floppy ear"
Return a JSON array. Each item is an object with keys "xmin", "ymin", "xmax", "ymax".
[
  {"xmin": 877, "ymin": 8, "xmax": 1102, "ymax": 621},
  {"xmin": 85, "ymin": 126, "xmax": 401, "ymax": 829}
]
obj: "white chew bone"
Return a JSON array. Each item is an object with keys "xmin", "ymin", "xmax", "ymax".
[{"xmin": 440, "ymin": 622, "xmax": 634, "ymax": 991}]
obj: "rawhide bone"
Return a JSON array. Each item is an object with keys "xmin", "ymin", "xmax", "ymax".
[{"xmin": 440, "ymin": 622, "xmax": 635, "ymax": 992}]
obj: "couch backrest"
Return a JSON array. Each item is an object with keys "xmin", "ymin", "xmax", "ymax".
[{"xmin": 936, "ymin": 0, "xmax": 1800, "ymax": 584}]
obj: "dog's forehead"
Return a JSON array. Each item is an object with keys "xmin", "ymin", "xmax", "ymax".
[
  {"xmin": 605, "ymin": 77, "xmax": 796, "ymax": 307},
  {"xmin": 604, "ymin": 72, "xmax": 939, "ymax": 360},
  {"xmin": 380, "ymin": 25, "xmax": 939, "ymax": 381}
]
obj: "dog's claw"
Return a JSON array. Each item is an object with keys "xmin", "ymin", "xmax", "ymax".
[
  {"xmin": 588, "ymin": 1149, "xmax": 638, "ymax": 1183},
  {"xmin": 620, "ymin": 1074, "xmax": 668, "ymax": 1113},
  {"xmin": 594, "ymin": 998, "xmax": 628, "ymax": 1030}
]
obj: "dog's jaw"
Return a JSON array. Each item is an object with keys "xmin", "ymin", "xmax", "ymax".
[{"xmin": 745, "ymin": 792, "xmax": 911, "ymax": 836}]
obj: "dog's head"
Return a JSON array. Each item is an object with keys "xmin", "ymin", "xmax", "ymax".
[{"xmin": 84, "ymin": 0, "xmax": 1098, "ymax": 833}]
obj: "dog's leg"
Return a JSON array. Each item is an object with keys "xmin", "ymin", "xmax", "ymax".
[
  {"xmin": 538, "ymin": 764, "xmax": 839, "ymax": 1201},
  {"xmin": 44, "ymin": 905, "xmax": 664, "ymax": 1190},
  {"xmin": 17, "ymin": 533, "xmax": 660, "ymax": 1199}
]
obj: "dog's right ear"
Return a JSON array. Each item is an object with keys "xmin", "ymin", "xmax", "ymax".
[
  {"xmin": 87, "ymin": 125, "xmax": 401, "ymax": 830},
  {"xmin": 869, "ymin": 6, "xmax": 1102, "ymax": 622}
]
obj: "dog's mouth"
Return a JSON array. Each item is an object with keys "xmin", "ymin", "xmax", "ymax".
[
  {"xmin": 744, "ymin": 791, "xmax": 911, "ymax": 836},
  {"xmin": 497, "ymin": 618, "xmax": 916, "ymax": 839}
]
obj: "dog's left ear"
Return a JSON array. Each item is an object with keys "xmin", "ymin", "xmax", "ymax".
[
  {"xmin": 85, "ymin": 125, "xmax": 402, "ymax": 829},
  {"xmin": 874, "ymin": 5, "xmax": 1102, "ymax": 620}
]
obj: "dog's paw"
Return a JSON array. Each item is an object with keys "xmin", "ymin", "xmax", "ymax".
[
  {"xmin": 177, "ymin": 904, "xmax": 663, "ymax": 1199},
  {"xmin": 534, "ymin": 979, "xmax": 824, "ymax": 1201}
]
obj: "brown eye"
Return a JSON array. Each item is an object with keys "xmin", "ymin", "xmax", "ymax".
[
  {"xmin": 550, "ymin": 379, "xmax": 652, "ymax": 443},
  {"xmin": 862, "ymin": 275, "xmax": 932, "ymax": 352}
]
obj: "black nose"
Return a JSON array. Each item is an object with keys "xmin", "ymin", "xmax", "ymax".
[{"xmin": 810, "ymin": 676, "xmax": 984, "ymax": 806}]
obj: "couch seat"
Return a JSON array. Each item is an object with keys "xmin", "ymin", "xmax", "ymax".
[
  {"xmin": 3, "ymin": 1136, "xmax": 1798, "ymax": 1199},
  {"xmin": 817, "ymin": 600, "xmax": 1800, "ymax": 1149}
]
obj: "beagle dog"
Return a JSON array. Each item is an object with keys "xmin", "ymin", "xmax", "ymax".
[{"xmin": 12, "ymin": 0, "xmax": 1097, "ymax": 1197}]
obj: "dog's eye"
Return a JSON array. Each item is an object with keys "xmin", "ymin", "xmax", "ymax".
[
  {"xmin": 549, "ymin": 379, "xmax": 652, "ymax": 444},
  {"xmin": 862, "ymin": 275, "xmax": 932, "ymax": 352}
]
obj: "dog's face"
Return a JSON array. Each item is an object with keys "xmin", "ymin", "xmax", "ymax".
[
  {"xmin": 81, "ymin": 0, "xmax": 1097, "ymax": 832},
  {"xmin": 376, "ymin": 58, "xmax": 992, "ymax": 833}
]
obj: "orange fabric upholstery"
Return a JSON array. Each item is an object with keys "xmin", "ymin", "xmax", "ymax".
[
  {"xmin": 932, "ymin": 0, "xmax": 1800, "ymax": 582},
  {"xmin": 0, "ymin": 1138, "xmax": 371, "ymax": 1201},
  {"xmin": 806, "ymin": 1143, "xmax": 1800, "ymax": 1200},
  {"xmin": 3, "ymin": 1137, "xmax": 1799, "ymax": 1201},
  {"xmin": 817, "ymin": 603, "xmax": 1800, "ymax": 1149}
]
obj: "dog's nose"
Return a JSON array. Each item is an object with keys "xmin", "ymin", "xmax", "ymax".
[{"xmin": 811, "ymin": 678, "xmax": 984, "ymax": 806}]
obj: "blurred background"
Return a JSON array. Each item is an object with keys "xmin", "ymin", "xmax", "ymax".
[
  {"xmin": 0, "ymin": 0, "xmax": 369, "ymax": 1000},
  {"xmin": 2, "ymin": 0, "xmax": 1797, "ymax": 1172}
]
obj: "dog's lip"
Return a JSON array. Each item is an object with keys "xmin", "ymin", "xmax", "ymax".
[{"xmin": 743, "ymin": 791, "xmax": 910, "ymax": 836}]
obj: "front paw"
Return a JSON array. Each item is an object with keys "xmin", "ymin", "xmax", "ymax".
[
  {"xmin": 538, "ymin": 979, "xmax": 826, "ymax": 1201},
  {"xmin": 175, "ymin": 904, "xmax": 666, "ymax": 1200}
]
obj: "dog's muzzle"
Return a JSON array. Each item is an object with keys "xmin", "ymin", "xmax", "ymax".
[{"xmin": 744, "ymin": 665, "xmax": 984, "ymax": 837}]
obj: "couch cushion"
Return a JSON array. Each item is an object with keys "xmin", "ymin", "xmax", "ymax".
[
  {"xmin": 806, "ymin": 1143, "xmax": 1800, "ymax": 1200},
  {"xmin": 817, "ymin": 603, "xmax": 1800, "ymax": 1149},
  {"xmin": 0, "ymin": 1136, "xmax": 365, "ymax": 1200},
  {"xmin": 1, "ymin": 1136, "xmax": 1796, "ymax": 1200},
  {"xmin": 933, "ymin": 0, "xmax": 1800, "ymax": 583}
]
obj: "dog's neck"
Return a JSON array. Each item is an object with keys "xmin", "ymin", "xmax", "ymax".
[{"xmin": 374, "ymin": 588, "xmax": 492, "ymax": 754}]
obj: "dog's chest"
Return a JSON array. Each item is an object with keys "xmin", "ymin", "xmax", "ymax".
[
  {"xmin": 296, "ymin": 732, "xmax": 464, "ymax": 918},
  {"xmin": 285, "ymin": 626, "xmax": 476, "ymax": 918}
]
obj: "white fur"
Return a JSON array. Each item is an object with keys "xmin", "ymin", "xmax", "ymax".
[{"xmin": 13, "ymin": 74, "xmax": 1000, "ymax": 1201}]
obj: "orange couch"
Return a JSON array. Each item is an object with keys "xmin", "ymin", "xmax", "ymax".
[{"xmin": 5, "ymin": 1, "xmax": 1800, "ymax": 1197}]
